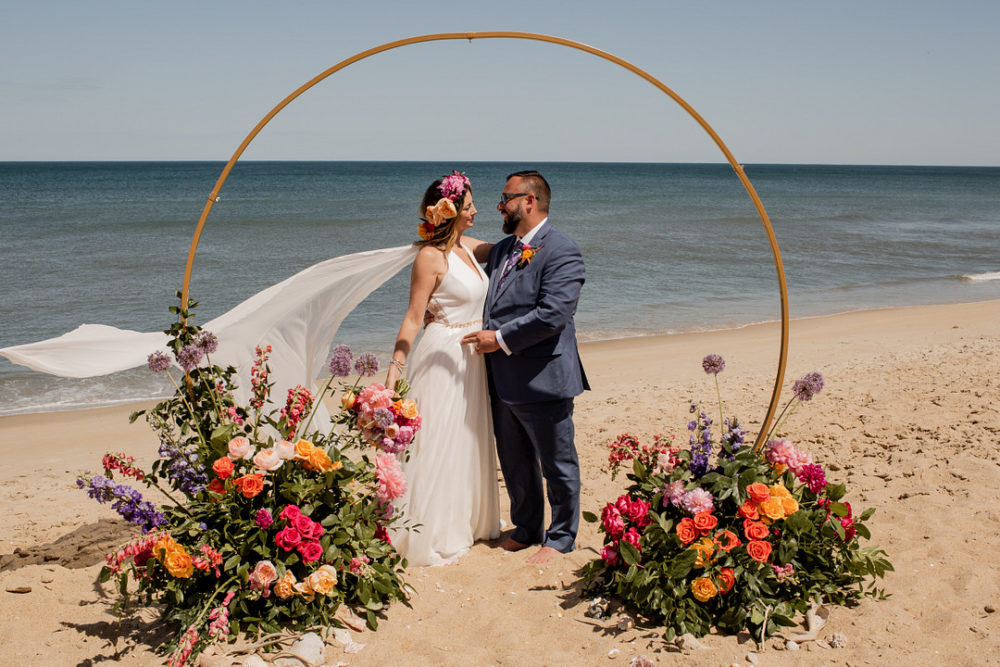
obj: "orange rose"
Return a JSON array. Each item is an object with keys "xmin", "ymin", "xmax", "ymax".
[
  {"xmin": 207, "ymin": 478, "xmax": 226, "ymax": 497},
  {"xmin": 690, "ymin": 537, "xmax": 717, "ymax": 568},
  {"xmin": 341, "ymin": 392, "xmax": 356, "ymax": 410},
  {"xmin": 746, "ymin": 539, "xmax": 773, "ymax": 563},
  {"xmin": 294, "ymin": 439, "xmax": 316, "ymax": 460},
  {"xmin": 716, "ymin": 567, "xmax": 736, "ymax": 594},
  {"xmin": 758, "ymin": 497, "xmax": 786, "ymax": 522},
  {"xmin": 273, "ymin": 571, "xmax": 297, "ymax": 599},
  {"xmin": 152, "ymin": 535, "xmax": 180, "ymax": 561},
  {"xmin": 676, "ymin": 517, "xmax": 698, "ymax": 545},
  {"xmin": 769, "ymin": 484, "xmax": 792, "ymax": 499},
  {"xmin": 690, "ymin": 576, "xmax": 718, "ymax": 602},
  {"xmin": 713, "ymin": 529, "xmax": 741, "ymax": 553},
  {"xmin": 304, "ymin": 447, "xmax": 333, "ymax": 473},
  {"xmin": 746, "ymin": 482, "xmax": 770, "ymax": 505},
  {"xmin": 743, "ymin": 519, "xmax": 769, "ymax": 541},
  {"xmin": 736, "ymin": 500, "xmax": 759, "ymax": 521},
  {"xmin": 235, "ymin": 473, "xmax": 264, "ymax": 498},
  {"xmin": 398, "ymin": 399, "xmax": 418, "ymax": 419},
  {"xmin": 692, "ymin": 511, "xmax": 718, "ymax": 535},
  {"xmin": 212, "ymin": 457, "xmax": 235, "ymax": 480},
  {"xmin": 163, "ymin": 547, "xmax": 194, "ymax": 578}
]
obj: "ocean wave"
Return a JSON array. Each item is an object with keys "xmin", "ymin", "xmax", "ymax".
[{"xmin": 961, "ymin": 271, "xmax": 1000, "ymax": 282}]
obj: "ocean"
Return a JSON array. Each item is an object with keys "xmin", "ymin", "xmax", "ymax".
[{"xmin": 1, "ymin": 161, "xmax": 998, "ymax": 416}]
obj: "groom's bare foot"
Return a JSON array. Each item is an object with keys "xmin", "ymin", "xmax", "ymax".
[
  {"xmin": 525, "ymin": 546, "xmax": 561, "ymax": 564},
  {"xmin": 499, "ymin": 537, "xmax": 530, "ymax": 552}
]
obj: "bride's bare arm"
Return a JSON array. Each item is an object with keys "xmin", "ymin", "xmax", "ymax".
[
  {"xmin": 386, "ymin": 246, "xmax": 447, "ymax": 388},
  {"xmin": 464, "ymin": 236, "xmax": 494, "ymax": 264}
]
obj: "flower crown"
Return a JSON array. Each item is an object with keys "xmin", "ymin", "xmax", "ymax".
[{"xmin": 418, "ymin": 171, "xmax": 471, "ymax": 240}]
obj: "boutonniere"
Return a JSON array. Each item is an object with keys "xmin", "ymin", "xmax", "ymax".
[{"xmin": 516, "ymin": 244, "xmax": 541, "ymax": 269}]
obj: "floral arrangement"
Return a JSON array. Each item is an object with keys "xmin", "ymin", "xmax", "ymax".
[
  {"xmin": 77, "ymin": 299, "xmax": 419, "ymax": 665},
  {"xmin": 419, "ymin": 170, "xmax": 470, "ymax": 238},
  {"xmin": 516, "ymin": 243, "xmax": 540, "ymax": 268},
  {"xmin": 582, "ymin": 355, "xmax": 892, "ymax": 641}
]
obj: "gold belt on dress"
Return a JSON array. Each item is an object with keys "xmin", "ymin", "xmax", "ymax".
[{"xmin": 433, "ymin": 317, "xmax": 483, "ymax": 329}]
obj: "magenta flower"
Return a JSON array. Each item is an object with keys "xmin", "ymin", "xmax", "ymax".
[{"xmin": 254, "ymin": 508, "xmax": 274, "ymax": 530}]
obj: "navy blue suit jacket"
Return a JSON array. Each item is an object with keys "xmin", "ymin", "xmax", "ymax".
[{"xmin": 483, "ymin": 223, "xmax": 589, "ymax": 404}]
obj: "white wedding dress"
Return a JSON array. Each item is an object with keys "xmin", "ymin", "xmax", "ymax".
[{"xmin": 391, "ymin": 243, "xmax": 502, "ymax": 566}]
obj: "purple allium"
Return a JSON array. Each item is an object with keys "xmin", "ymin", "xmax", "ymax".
[
  {"xmin": 796, "ymin": 463, "xmax": 828, "ymax": 494},
  {"xmin": 147, "ymin": 350, "xmax": 172, "ymax": 373},
  {"xmin": 354, "ymin": 353, "xmax": 379, "ymax": 377},
  {"xmin": 328, "ymin": 344, "xmax": 353, "ymax": 377},
  {"xmin": 792, "ymin": 372, "xmax": 824, "ymax": 402},
  {"xmin": 702, "ymin": 354, "xmax": 725, "ymax": 375},
  {"xmin": 194, "ymin": 330, "xmax": 219, "ymax": 354},
  {"xmin": 176, "ymin": 344, "xmax": 204, "ymax": 372}
]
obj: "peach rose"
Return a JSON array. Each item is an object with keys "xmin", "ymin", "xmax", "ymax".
[
  {"xmin": 292, "ymin": 578, "xmax": 315, "ymax": 602},
  {"xmin": 236, "ymin": 473, "xmax": 264, "ymax": 499},
  {"xmin": 163, "ymin": 548, "xmax": 194, "ymax": 578},
  {"xmin": 398, "ymin": 399, "xmax": 418, "ymax": 419},
  {"xmin": 690, "ymin": 576, "xmax": 718, "ymax": 602},
  {"xmin": 692, "ymin": 511, "xmax": 718, "ymax": 535},
  {"xmin": 227, "ymin": 436, "xmax": 253, "ymax": 460},
  {"xmin": 769, "ymin": 484, "xmax": 792, "ymax": 499},
  {"xmin": 275, "ymin": 439, "xmax": 296, "ymax": 460},
  {"xmin": 341, "ymin": 392, "xmax": 356, "ymax": 410},
  {"xmin": 691, "ymin": 537, "xmax": 717, "ymax": 569},
  {"xmin": 305, "ymin": 564, "xmax": 338, "ymax": 596},
  {"xmin": 153, "ymin": 535, "xmax": 181, "ymax": 561},
  {"xmin": 212, "ymin": 457, "xmax": 234, "ymax": 480},
  {"xmin": 253, "ymin": 448, "xmax": 284, "ymax": 473},
  {"xmin": 425, "ymin": 198, "xmax": 457, "ymax": 225},
  {"xmin": 717, "ymin": 567, "xmax": 736, "ymax": 594},
  {"xmin": 746, "ymin": 482, "xmax": 770, "ymax": 505},
  {"xmin": 676, "ymin": 517, "xmax": 698, "ymax": 545},
  {"xmin": 747, "ymin": 539, "xmax": 773, "ymax": 563},
  {"xmin": 273, "ymin": 571, "xmax": 297, "ymax": 599},
  {"xmin": 250, "ymin": 560, "xmax": 277, "ymax": 594}
]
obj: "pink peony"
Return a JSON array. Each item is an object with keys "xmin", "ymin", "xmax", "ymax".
[
  {"xmin": 662, "ymin": 480, "xmax": 687, "ymax": 507},
  {"xmin": 681, "ymin": 488, "xmax": 715, "ymax": 515},
  {"xmin": 375, "ymin": 453, "xmax": 407, "ymax": 501}
]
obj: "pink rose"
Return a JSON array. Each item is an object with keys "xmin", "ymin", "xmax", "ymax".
[
  {"xmin": 275, "ymin": 526, "xmax": 301, "ymax": 551},
  {"xmin": 622, "ymin": 527, "xmax": 641, "ymax": 551},
  {"xmin": 623, "ymin": 498, "xmax": 651, "ymax": 527},
  {"xmin": 278, "ymin": 504, "xmax": 301, "ymax": 522},
  {"xmin": 253, "ymin": 448, "xmax": 283, "ymax": 473},
  {"xmin": 600, "ymin": 544, "xmax": 619, "ymax": 566},
  {"xmin": 293, "ymin": 515, "xmax": 324, "ymax": 541},
  {"xmin": 250, "ymin": 560, "xmax": 277, "ymax": 595},
  {"xmin": 396, "ymin": 425, "xmax": 414, "ymax": 445},
  {"xmin": 227, "ymin": 436, "xmax": 254, "ymax": 460},
  {"xmin": 297, "ymin": 540, "xmax": 323, "ymax": 563},
  {"xmin": 601, "ymin": 504, "xmax": 625, "ymax": 539}
]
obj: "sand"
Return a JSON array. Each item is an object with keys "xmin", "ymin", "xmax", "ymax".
[{"xmin": 2, "ymin": 300, "xmax": 999, "ymax": 666}]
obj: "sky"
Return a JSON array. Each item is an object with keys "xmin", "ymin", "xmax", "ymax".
[{"xmin": 2, "ymin": 0, "xmax": 998, "ymax": 165}]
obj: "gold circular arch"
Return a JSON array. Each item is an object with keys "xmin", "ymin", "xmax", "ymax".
[{"xmin": 179, "ymin": 31, "xmax": 789, "ymax": 452}]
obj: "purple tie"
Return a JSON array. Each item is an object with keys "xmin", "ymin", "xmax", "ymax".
[{"xmin": 497, "ymin": 240, "xmax": 523, "ymax": 289}]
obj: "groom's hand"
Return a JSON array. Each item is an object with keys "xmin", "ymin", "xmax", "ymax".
[{"xmin": 461, "ymin": 329, "xmax": 499, "ymax": 355}]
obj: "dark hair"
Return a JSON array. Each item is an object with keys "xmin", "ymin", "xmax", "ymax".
[
  {"xmin": 415, "ymin": 178, "xmax": 471, "ymax": 250},
  {"xmin": 506, "ymin": 170, "xmax": 550, "ymax": 213}
]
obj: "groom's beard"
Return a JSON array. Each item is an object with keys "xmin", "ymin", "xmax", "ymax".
[{"xmin": 501, "ymin": 205, "xmax": 522, "ymax": 235}]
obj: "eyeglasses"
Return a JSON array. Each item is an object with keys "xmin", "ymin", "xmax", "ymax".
[{"xmin": 498, "ymin": 192, "xmax": 528, "ymax": 206}]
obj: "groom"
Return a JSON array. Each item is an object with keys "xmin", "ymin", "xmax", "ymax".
[{"xmin": 462, "ymin": 170, "xmax": 589, "ymax": 564}]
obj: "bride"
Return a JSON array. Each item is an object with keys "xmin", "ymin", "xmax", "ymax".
[{"xmin": 384, "ymin": 172, "xmax": 501, "ymax": 566}]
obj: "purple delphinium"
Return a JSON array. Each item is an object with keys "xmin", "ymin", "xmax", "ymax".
[
  {"xmin": 354, "ymin": 353, "xmax": 379, "ymax": 377},
  {"xmin": 702, "ymin": 354, "xmax": 725, "ymax": 375},
  {"xmin": 796, "ymin": 463, "xmax": 828, "ymax": 494},
  {"xmin": 147, "ymin": 351, "xmax": 172, "ymax": 373},
  {"xmin": 194, "ymin": 330, "xmax": 219, "ymax": 355},
  {"xmin": 176, "ymin": 344, "xmax": 204, "ymax": 372},
  {"xmin": 720, "ymin": 416, "xmax": 746, "ymax": 456},
  {"xmin": 792, "ymin": 372, "xmax": 825, "ymax": 402},
  {"xmin": 328, "ymin": 344, "xmax": 353, "ymax": 377},
  {"xmin": 688, "ymin": 410, "xmax": 713, "ymax": 477},
  {"xmin": 77, "ymin": 474, "xmax": 167, "ymax": 532},
  {"xmin": 157, "ymin": 436, "xmax": 208, "ymax": 495}
]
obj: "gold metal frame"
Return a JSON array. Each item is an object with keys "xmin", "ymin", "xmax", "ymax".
[{"xmin": 178, "ymin": 31, "xmax": 789, "ymax": 451}]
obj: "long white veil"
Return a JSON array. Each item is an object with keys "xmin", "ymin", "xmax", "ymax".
[{"xmin": 1, "ymin": 244, "xmax": 419, "ymax": 408}]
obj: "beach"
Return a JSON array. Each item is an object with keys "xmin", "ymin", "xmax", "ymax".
[{"xmin": 2, "ymin": 299, "xmax": 999, "ymax": 666}]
